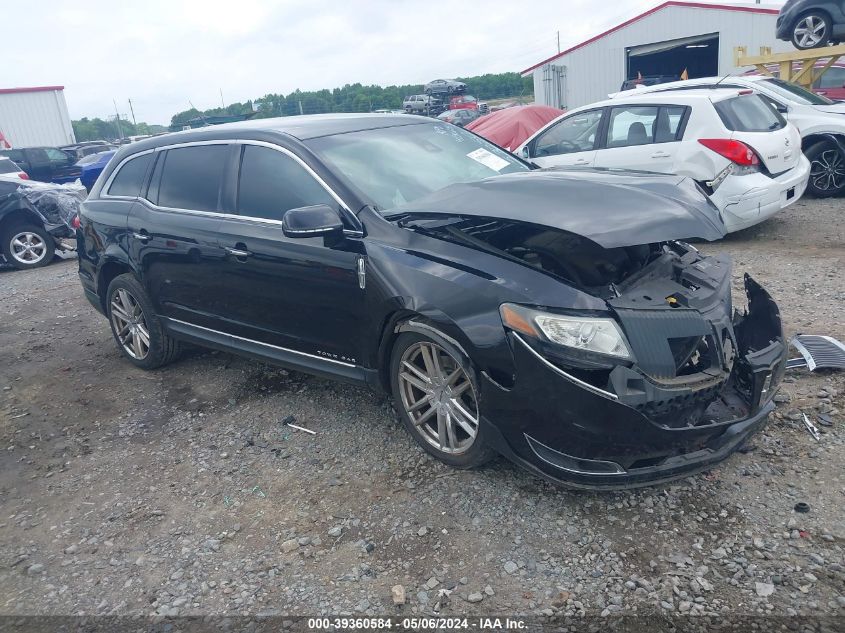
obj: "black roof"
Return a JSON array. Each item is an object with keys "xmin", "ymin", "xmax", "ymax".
[{"xmin": 132, "ymin": 113, "xmax": 428, "ymax": 154}]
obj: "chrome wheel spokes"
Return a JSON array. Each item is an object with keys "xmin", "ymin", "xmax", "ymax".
[
  {"xmin": 398, "ymin": 341, "xmax": 479, "ymax": 455},
  {"xmin": 110, "ymin": 288, "xmax": 150, "ymax": 360},
  {"xmin": 10, "ymin": 231, "xmax": 47, "ymax": 264},
  {"xmin": 795, "ymin": 16, "xmax": 826, "ymax": 48},
  {"xmin": 810, "ymin": 149, "xmax": 845, "ymax": 192}
]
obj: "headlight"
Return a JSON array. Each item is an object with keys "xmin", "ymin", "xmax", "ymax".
[{"xmin": 500, "ymin": 303, "xmax": 632, "ymax": 360}]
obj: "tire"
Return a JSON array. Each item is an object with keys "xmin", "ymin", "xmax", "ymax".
[
  {"xmin": 390, "ymin": 328, "xmax": 496, "ymax": 469},
  {"xmin": 791, "ymin": 12, "xmax": 832, "ymax": 49},
  {"xmin": 1, "ymin": 223, "xmax": 55, "ymax": 270},
  {"xmin": 106, "ymin": 273, "xmax": 181, "ymax": 370},
  {"xmin": 805, "ymin": 141, "xmax": 845, "ymax": 197}
]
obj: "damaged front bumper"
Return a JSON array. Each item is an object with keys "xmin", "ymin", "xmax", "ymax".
[{"xmin": 482, "ymin": 275, "xmax": 786, "ymax": 490}]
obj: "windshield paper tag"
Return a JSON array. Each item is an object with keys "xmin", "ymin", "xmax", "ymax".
[{"xmin": 466, "ymin": 148, "xmax": 510, "ymax": 171}]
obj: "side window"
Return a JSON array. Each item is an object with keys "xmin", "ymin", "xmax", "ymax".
[
  {"xmin": 237, "ymin": 145, "xmax": 335, "ymax": 221},
  {"xmin": 107, "ymin": 153, "xmax": 153, "ymax": 197},
  {"xmin": 533, "ymin": 109, "xmax": 603, "ymax": 157},
  {"xmin": 656, "ymin": 105, "xmax": 687, "ymax": 142},
  {"xmin": 606, "ymin": 106, "xmax": 659, "ymax": 148},
  {"xmin": 158, "ymin": 145, "xmax": 228, "ymax": 211},
  {"xmin": 45, "ymin": 148, "xmax": 71, "ymax": 164}
]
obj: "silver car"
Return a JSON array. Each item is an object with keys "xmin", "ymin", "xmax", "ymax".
[{"xmin": 424, "ymin": 79, "xmax": 467, "ymax": 95}]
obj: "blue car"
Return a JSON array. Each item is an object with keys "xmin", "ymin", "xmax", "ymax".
[{"xmin": 77, "ymin": 150, "xmax": 116, "ymax": 191}]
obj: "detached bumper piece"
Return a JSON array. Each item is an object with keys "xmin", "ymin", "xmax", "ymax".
[{"xmin": 482, "ymin": 274, "xmax": 786, "ymax": 490}]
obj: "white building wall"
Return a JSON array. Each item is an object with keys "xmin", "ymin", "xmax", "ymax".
[
  {"xmin": 529, "ymin": 4, "xmax": 793, "ymax": 110},
  {"xmin": 0, "ymin": 89, "xmax": 75, "ymax": 147}
]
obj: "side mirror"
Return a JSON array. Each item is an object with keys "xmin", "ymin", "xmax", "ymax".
[
  {"xmin": 777, "ymin": 104, "xmax": 788, "ymax": 114},
  {"xmin": 521, "ymin": 146, "xmax": 530, "ymax": 159},
  {"xmin": 282, "ymin": 204, "xmax": 343, "ymax": 238}
]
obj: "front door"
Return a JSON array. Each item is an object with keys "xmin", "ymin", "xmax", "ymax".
[
  {"xmin": 527, "ymin": 108, "xmax": 604, "ymax": 168},
  {"xmin": 212, "ymin": 143, "xmax": 366, "ymax": 365}
]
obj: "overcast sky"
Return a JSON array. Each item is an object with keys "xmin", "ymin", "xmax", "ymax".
[{"xmin": 8, "ymin": 0, "xmax": 784, "ymax": 125}]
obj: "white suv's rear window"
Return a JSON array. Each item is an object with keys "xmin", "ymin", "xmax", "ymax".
[{"xmin": 714, "ymin": 95, "xmax": 786, "ymax": 132}]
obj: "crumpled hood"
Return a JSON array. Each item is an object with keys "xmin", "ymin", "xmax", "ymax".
[{"xmin": 390, "ymin": 168, "xmax": 726, "ymax": 248}]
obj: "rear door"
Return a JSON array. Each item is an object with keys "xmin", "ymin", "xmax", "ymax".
[
  {"xmin": 526, "ymin": 108, "xmax": 604, "ymax": 168},
  {"xmin": 593, "ymin": 104, "xmax": 688, "ymax": 174},
  {"xmin": 712, "ymin": 93, "xmax": 801, "ymax": 174},
  {"xmin": 126, "ymin": 144, "xmax": 230, "ymax": 328}
]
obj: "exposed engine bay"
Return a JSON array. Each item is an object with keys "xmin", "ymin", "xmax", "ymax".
[{"xmin": 398, "ymin": 214, "xmax": 785, "ymax": 431}]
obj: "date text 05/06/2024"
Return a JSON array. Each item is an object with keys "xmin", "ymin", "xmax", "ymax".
[{"xmin": 306, "ymin": 617, "xmax": 528, "ymax": 630}]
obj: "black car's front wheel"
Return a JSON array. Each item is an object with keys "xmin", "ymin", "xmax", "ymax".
[
  {"xmin": 806, "ymin": 141, "xmax": 845, "ymax": 197},
  {"xmin": 2, "ymin": 224, "xmax": 55, "ymax": 270},
  {"xmin": 791, "ymin": 12, "xmax": 832, "ymax": 49},
  {"xmin": 390, "ymin": 329, "xmax": 496, "ymax": 469},
  {"xmin": 106, "ymin": 273, "xmax": 181, "ymax": 369}
]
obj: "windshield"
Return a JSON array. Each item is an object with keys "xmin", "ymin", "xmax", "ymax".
[
  {"xmin": 306, "ymin": 122, "xmax": 529, "ymax": 211},
  {"xmin": 760, "ymin": 78, "xmax": 833, "ymax": 105}
]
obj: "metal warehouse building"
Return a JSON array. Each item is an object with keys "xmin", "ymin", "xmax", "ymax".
[
  {"xmin": 0, "ymin": 86, "xmax": 75, "ymax": 148},
  {"xmin": 522, "ymin": 1, "xmax": 791, "ymax": 110}
]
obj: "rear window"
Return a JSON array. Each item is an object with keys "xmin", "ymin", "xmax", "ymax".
[
  {"xmin": 714, "ymin": 94, "xmax": 786, "ymax": 132},
  {"xmin": 0, "ymin": 158, "xmax": 18, "ymax": 174},
  {"xmin": 107, "ymin": 153, "xmax": 153, "ymax": 197}
]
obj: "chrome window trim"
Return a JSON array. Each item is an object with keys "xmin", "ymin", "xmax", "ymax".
[
  {"xmin": 512, "ymin": 333, "xmax": 619, "ymax": 401},
  {"xmin": 167, "ymin": 317, "xmax": 357, "ymax": 368},
  {"xmin": 99, "ymin": 138, "xmax": 364, "ymax": 236}
]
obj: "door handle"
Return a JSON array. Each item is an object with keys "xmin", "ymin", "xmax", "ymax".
[
  {"xmin": 132, "ymin": 230, "xmax": 150, "ymax": 243},
  {"xmin": 224, "ymin": 246, "xmax": 252, "ymax": 258},
  {"xmin": 573, "ymin": 159, "xmax": 590, "ymax": 165},
  {"xmin": 651, "ymin": 151, "xmax": 671, "ymax": 158}
]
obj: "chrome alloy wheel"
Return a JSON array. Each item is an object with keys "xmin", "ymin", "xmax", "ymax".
[
  {"xmin": 810, "ymin": 149, "xmax": 845, "ymax": 192},
  {"xmin": 110, "ymin": 288, "xmax": 150, "ymax": 360},
  {"xmin": 397, "ymin": 341, "xmax": 479, "ymax": 455},
  {"xmin": 794, "ymin": 15, "xmax": 827, "ymax": 48},
  {"xmin": 9, "ymin": 231, "xmax": 47, "ymax": 265}
]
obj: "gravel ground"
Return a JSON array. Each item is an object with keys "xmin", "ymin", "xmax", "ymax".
[{"xmin": 0, "ymin": 196, "xmax": 843, "ymax": 625}]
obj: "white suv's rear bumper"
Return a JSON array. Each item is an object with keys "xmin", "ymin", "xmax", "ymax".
[{"xmin": 711, "ymin": 155, "xmax": 810, "ymax": 233}]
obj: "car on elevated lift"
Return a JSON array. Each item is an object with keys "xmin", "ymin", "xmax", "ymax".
[{"xmin": 76, "ymin": 114, "xmax": 787, "ymax": 489}]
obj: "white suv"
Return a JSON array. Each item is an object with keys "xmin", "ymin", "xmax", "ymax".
[
  {"xmin": 516, "ymin": 90, "xmax": 810, "ymax": 233},
  {"xmin": 611, "ymin": 75, "xmax": 845, "ymax": 197}
]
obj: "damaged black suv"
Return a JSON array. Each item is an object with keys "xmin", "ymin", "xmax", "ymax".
[{"xmin": 76, "ymin": 114, "xmax": 787, "ymax": 489}]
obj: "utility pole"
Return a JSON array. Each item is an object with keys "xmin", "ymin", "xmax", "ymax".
[
  {"xmin": 298, "ymin": 100, "xmax": 304, "ymax": 115},
  {"xmin": 557, "ymin": 30, "xmax": 560, "ymax": 54},
  {"xmin": 219, "ymin": 88, "xmax": 225, "ymax": 109},
  {"xmin": 128, "ymin": 98, "xmax": 137, "ymax": 125},
  {"xmin": 112, "ymin": 99, "xmax": 124, "ymax": 140}
]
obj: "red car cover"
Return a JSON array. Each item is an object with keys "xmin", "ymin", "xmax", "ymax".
[{"xmin": 465, "ymin": 105, "xmax": 565, "ymax": 151}]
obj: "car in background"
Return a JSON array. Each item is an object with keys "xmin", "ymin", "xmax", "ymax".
[
  {"xmin": 76, "ymin": 113, "xmax": 786, "ymax": 489},
  {"xmin": 0, "ymin": 147, "xmax": 82, "ymax": 184},
  {"xmin": 465, "ymin": 104, "xmax": 565, "ymax": 151},
  {"xmin": 436, "ymin": 109, "xmax": 481, "ymax": 127},
  {"xmin": 61, "ymin": 142, "xmax": 116, "ymax": 161},
  {"xmin": 776, "ymin": 0, "xmax": 845, "ymax": 49},
  {"xmin": 372, "ymin": 108, "xmax": 406, "ymax": 114},
  {"xmin": 424, "ymin": 79, "xmax": 467, "ymax": 95},
  {"xmin": 0, "ymin": 157, "xmax": 29, "ymax": 181},
  {"xmin": 77, "ymin": 150, "xmax": 116, "ymax": 191},
  {"xmin": 448, "ymin": 94, "xmax": 480, "ymax": 111},
  {"xmin": 619, "ymin": 74, "xmax": 680, "ymax": 91},
  {"xmin": 611, "ymin": 74, "xmax": 845, "ymax": 197},
  {"xmin": 0, "ymin": 179, "xmax": 84, "ymax": 269},
  {"xmin": 742, "ymin": 61, "xmax": 845, "ymax": 101},
  {"xmin": 517, "ymin": 89, "xmax": 810, "ymax": 233},
  {"xmin": 403, "ymin": 94, "xmax": 443, "ymax": 115}
]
